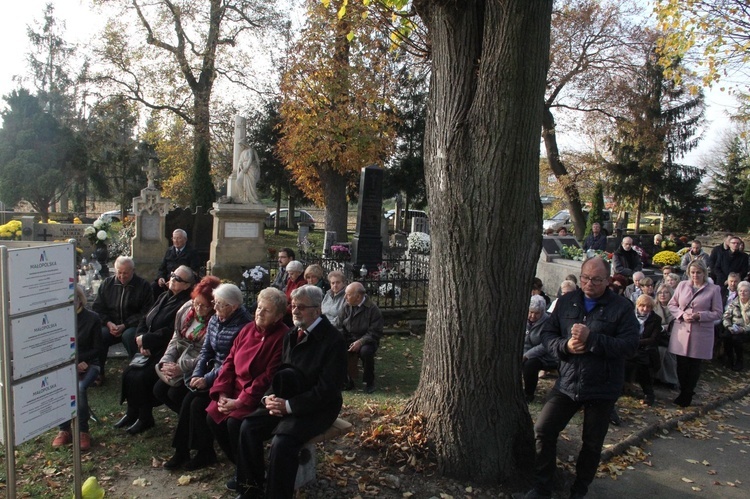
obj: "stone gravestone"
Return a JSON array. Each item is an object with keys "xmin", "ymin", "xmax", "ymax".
[
  {"xmin": 209, "ymin": 115, "xmax": 268, "ymax": 281},
  {"xmin": 21, "ymin": 216, "xmax": 96, "ymax": 255},
  {"xmin": 351, "ymin": 165, "xmax": 383, "ymax": 274},
  {"xmin": 131, "ymin": 159, "xmax": 172, "ymax": 282}
]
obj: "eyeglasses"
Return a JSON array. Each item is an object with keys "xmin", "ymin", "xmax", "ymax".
[
  {"xmin": 214, "ymin": 301, "xmax": 231, "ymax": 310},
  {"xmin": 194, "ymin": 301, "xmax": 213, "ymax": 310},
  {"xmin": 580, "ymin": 275, "xmax": 606, "ymax": 285},
  {"xmin": 170, "ymin": 272, "xmax": 189, "ymax": 284},
  {"xmin": 292, "ymin": 303, "xmax": 317, "ymax": 311}
]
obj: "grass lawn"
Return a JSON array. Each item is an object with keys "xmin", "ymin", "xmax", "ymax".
[{"xmin": 0, "ymin": 332, "xmax": 423, "ymax": 498}]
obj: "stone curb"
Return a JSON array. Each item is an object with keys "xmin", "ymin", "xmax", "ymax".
[{"xmin": 600, "ymin": 382, "xmax": 750, "ymax": 463}]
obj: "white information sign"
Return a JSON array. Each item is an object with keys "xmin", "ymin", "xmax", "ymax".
[
  {"xmin": 225, "ymin": 222, "xmax": 259, "ymax": 238},
  {"xmin": 10, "ymin": 305, "xmax": 76, "ymax": 380},
  {"xmin": 12, "ymin": 363, "xmax": 77, "ymax": 445},
  {"xmin": 7, "ymin": 244, "xmax": 75, "ymax": 314}
]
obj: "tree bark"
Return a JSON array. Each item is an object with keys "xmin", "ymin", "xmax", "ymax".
[
  {"xmin": 319, "ymin": 166, "xmax": 349, "ymax": 242},
  {"xmin": 406, "ymin": 0, "xmax": 552, "ymax": 483},
  {"xmin": 542, "ymin": 107, "xmax": 586, "ymax": 238}
]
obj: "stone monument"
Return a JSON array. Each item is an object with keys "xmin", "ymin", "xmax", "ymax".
[
  {"xmin": 209, "ymin": 115, "xmax": 267, "ymax": 280},
  {"xmin": 351, "ymin": 165, "xmax": 383, "ymax": 274},
  {"xmin": 131, "ymin": 159, "xmax": 172, "ymax": 282}
]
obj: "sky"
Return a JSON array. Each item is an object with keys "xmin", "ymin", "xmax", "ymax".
[{"xmin": 0, "ymin": 0, "xmax": 743, "ymax": 168}]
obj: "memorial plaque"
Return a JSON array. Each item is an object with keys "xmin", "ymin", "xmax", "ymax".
[
  {"xmin": 141, "ymin": 212, "xmax": 161, "ymax": 240},
  {"xmin": 542, "ymin": 237, "xmax": 562, "ymax": 255},
  {"xmin": 12, "ymin": 364, "xmax": 77, "ymax": 445},
  {"xmin": 225, "ymin": 222, "xmax": 259, "ymax": 238},
  {"xmin": 7, "ymin": 244, "xmax": 75, "ymax": 314},
  {"xmin": 11, "ymin": 305, "xmax": 76, "ymax": 380}
]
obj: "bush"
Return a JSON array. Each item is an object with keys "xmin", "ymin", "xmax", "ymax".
[{"xmin": 652, "ymin": 250, "xmax": 680, "ymax": 266}]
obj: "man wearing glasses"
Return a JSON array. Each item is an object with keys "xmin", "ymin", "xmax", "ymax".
[
  {"xmin": 93, "ymin": 256, "xmax": 154, "ymax": 381},
  {"xmin": 233, "ymin": 285, "xmax": 346, "ymax": 499},
  {"xmin": 523, "ymin": 257, "xmax": 639, "ymax": 499}
]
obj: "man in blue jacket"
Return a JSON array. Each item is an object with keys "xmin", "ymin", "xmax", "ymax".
[{"xmin": 524, "ymin": 257, "xmax": 639, "ymax": 499}]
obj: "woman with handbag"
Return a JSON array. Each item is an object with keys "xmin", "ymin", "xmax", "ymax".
[
  {"xmin": 153, "ymin": 275, "xmax": 221, "ymax": 412},
  {"xmin": 114, "ymin": 266, "xmax": 195, "ymax": 435}
]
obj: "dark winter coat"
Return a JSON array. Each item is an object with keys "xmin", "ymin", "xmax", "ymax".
[{"xmin": 541, "ymin": 288, "xmax": 639, "ymax": 401}]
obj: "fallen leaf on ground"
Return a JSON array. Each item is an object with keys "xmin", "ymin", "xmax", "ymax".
[
  {"xmin": 132, "ymin": 477, "xmax": 150, "ymax": 487},
  {"xmin": 177, "ymin": 475, "xmax": 192, "ymax": 485},
  {"xmin": 681, "ymin": 477, "xmax": 694, "ymax": 483}
]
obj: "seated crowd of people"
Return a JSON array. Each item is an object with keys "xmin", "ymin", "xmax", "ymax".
[
  {"xmin": 53, "ymin": 238, "xmax": 386, "ymax": 499},
  {"xmin": 524, "ymin": 234, "xmax": 750, "ymax": 415}
]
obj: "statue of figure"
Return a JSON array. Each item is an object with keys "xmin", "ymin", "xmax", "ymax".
[{"xmin": 234, "ymin": 139, "xmax": 261, "ymax": 204}]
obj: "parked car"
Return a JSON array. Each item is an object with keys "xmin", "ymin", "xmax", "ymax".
[
  {"xmin": 384, "ymin": 209, "xmax": 429, "ymax": 231},
  {"xmin": 542, "ymin": 209, "xmax": 613, "ymax": 236},
  {"xmin": 264, "ymin": 209, "xmax": 315, "ymax": 230},
  {"xmin": 627, "ymin": 215, "xmax": 662, "ymax": 234},
  {"xmin": 98, "ymin": 208, "xmax": 134, "ymax": 222}
]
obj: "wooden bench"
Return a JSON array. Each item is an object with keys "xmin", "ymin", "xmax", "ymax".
[{"xmin": 294, "ymin": 417, "xmax": 352, "ymax": 489}]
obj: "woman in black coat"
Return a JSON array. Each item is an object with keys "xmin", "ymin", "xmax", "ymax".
[{"xmin": 115, "ymin": 266, "xmax": 195, "ymax": 435}]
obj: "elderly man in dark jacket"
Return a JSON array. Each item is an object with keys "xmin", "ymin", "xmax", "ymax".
[
  {"xmin": 93, "ymin": 256, "xmax": 153, "ymax": 377},
  {"xmin": 153, "ymin": 228, "xmax": 201, "ymax": 298},
  {"xmin": 339, "ymin": 282, "xmax": 384, "ymax": 393},
  {"xmin": 524, "ymin": 257, "xmax": 639, "ymax": 499},
  {"xmin": 612, "ymin": 236, "xmax": 642, "ymax": 279},
  {"xmin": 233, "ymin": 285, "xmax": 346, "ymax": 499}
]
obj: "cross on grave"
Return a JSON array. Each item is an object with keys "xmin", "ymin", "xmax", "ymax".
[
  {"xmin": 143, "ymin": 159, "xmax": 158, "ymax": 189},
  {"xmin": 37, "ymin": 227, "xmax": 53, "ymax": 241}
]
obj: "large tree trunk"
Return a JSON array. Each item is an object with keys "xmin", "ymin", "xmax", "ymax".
[
  {"xmin": 542, "ymin": 107, "xmax": 587, "ymax": 238},
  {"xmin": 407, "ymin": 0, "xmax": 552, "ymax": 483},
  {"xmin": 192, "ymin": 91, "xmax": 216, "ymax": 211},
  {"xmin": 319, "ymin": 166, "xmax": 349, "ymax": 242}
]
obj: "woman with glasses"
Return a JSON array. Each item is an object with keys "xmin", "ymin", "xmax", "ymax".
[
  {"xmin": 115, "ymin": 266, "xmax": 195, "ymax": 435},
  {"xmin": 162, "ymin": 283, "xmax": 252, "ymax": 470},
  {"xmin": 668, "ymin": 261, "xmax": 723, "ymax": 407},
  {"xmin": 153, "ymin": 275, "xmax": 221, "ymax": 413}
]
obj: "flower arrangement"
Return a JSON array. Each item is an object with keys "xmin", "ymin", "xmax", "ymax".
[
  {"xmin": 677, "ymin": 247, "xmax": 689, "ymax": 257},
  {"xmin": 407, "ymin": 232, "xmax": 431, "ymax": 254},
  {"xmin": 243, "ymin": 265, "xmax": 269, "ymax": 282},
  {"xmin": 330, "ymin": 244, "xmax": 351, "ymax": 261},
  {"xmin": 652, "ymin": 250, "xmax": 680, "ymax": 267},
  {"xmin": 632, "ymin": 245, "xmax": 650, "ymax": 264},
  {"xmin": 84, "ymin": 217, "xmax": 112, "ymax": 245},
  {"xmin": 560, "ymin": 244, "xmax": 584, "ymax": 261},
  {"xmin": 0, "ymin": 220, "xmax": 22, "ymax": 240},
  {"xmin": 379, "ymin": 282, "xmax": 402, "ymax": 299},
  {"xmin": 660, "ymin": 239, "xmax": 677, "ymax": 251}
]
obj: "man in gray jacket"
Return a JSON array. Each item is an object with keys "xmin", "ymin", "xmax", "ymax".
[
  {"xmin": 339, "ymin": 282, "xmax": 383, "ymax": 393},
  {"xmin": 524, "ymin": 257, "xmax": 639, "ymax": 499}
]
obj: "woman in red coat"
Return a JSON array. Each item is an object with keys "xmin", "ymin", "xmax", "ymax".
[{"xmin": 207, "ymin": 287, "xmax": 289, "ymax": 466}]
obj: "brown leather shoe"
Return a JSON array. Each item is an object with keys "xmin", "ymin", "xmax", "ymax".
[
  {"xmin": 52, "ymin": 431, "xmax": 71, "ymax": 447},
  {"xmin": 80, "ymin": 432, "xmax": 91, "ymax": 451}
]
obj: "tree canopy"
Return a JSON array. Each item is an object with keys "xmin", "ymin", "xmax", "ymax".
[{"xmin": 0, "ymin": 89, "xmax": 86, "ymax": 221}]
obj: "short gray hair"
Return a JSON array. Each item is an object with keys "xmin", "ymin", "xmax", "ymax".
[
  {"xmin": 115, "ymin": 255, "xmax": 134, "ymax": 270},
  {"xmin": 173, "ymin": 228, "xmax": 187, "ymax": 239},
  {"xmin": 290, "ymin": 285, "xmax": 323, "ymax": 307},
  {"xmin": 257, "ymin": 287, "xmax": 287, "ymax": 316},
  {"xmin": 286, "ymin": 260, "xmax": 305, "ymax": 273},
  {"xmin": 327, "ymin": 269, "xmax": 346, "ymax": 283},
  {"xmin": 529, "ymin": 295, "xmax": 547, "ymax": 313},
  {"xmin": 738, "ymin": 281, "xmax": 750, "ymax": 293},
  {"xmin": 213, "ymin": 283, "xmax": 244, "ymax": 307}
]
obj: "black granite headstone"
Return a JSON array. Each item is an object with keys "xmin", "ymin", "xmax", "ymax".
[{"xmin": 351, "ymin": 165, "xmax": 383, "ymax": 274}]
